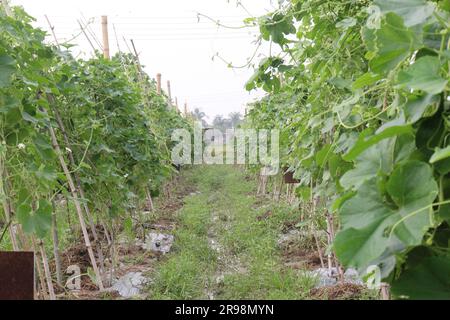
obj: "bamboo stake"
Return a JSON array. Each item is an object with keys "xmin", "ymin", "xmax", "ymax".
[
  {"xmin": 78, "ymin": 20, "xmax": 97, "ymax": 53},
  {"xmin": 175, "ymin": 97, "xmax": 179, "ymax": 112},
  {"xmin": 145, "ymin": 188, "xmax": 154, "ymax": 212},
  {"xmin": 51, "ymin": 201, "xmax": 63, "ymax": 287},
  {"xmin": 32, "ymin": 243, "xmax": 49, "ymax": 300},
  {"xmin": 380, "ymin": 283, "xmax": 391, "ymax": 300},
  {"xmin": 167, "ymin": 80, "xmax": 172, "ymax": 103},
  {"xmin": 130, "ymin": 39, "xmax": 143, "ymax": 75},
  {"xmin": 49, "ymin": 100, "xmax": 106, "ymax": 274},
  {"xmin": 47, "ymin": 123, "xmax": 105, "ymax": 290},
  {"xmin": 101, "ymin": 16, "xmax": 110, "ymax": 59},
  {"xmin": 184, "ymin": 102, "xmax": 188, "ymax": 117},
  {"xmin": 44, "ymin": 15, "xmax": 60, "ymax": 48},
  {"xmin": 34, "ymin": 237, "xmax": 56, "ymax": 300},
  {"xmin": 156, "ymin": 73, "xmax": 162, "ymax": 95}
]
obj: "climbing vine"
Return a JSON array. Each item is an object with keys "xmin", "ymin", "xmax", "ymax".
[
  {"xmin": 0, "ymin": 5, "xmax": 189, "ymax": 251},
  {"xmin": 245, "ymin": 0, "xmax": 450, "ymax": 299}
]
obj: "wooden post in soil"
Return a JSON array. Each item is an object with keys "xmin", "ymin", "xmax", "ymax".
[
  {"xmin": 33, "ymin": 237, "xmax": 56, "ymax": 300},
  {"xmin": 47, "ymin": 124, "xmax": 105, "ymax": 290},
  {"xmin": 167, "ymin": 80, "xmax": 172, "ymax": 104},
  {"xmin": 49, "ymin": 100, "xmax": 106, "ymax": 274},
  {"xmin": 156, "ymin": 73, "xmax": 162, "ymax": 95},
  {"xmin": 51, "ymin": 200, "xmax": 63, "ymax": 287},
  {"xmin": 380, "ymin": 283, "xmax": 391, "ymax": 300},
  {"xmin": 175, "ymin": 97, "xmax": 180, "ymax": 112},
  {"xmin": 101, "ymin": 16, "xmax": 110, "ymax": 60},
  {"xmin": 32, "ymin": 242, "xmax": 49, "ymax": 300},
  {"xmin": 145, "ymin": 188, "xmax": 154, "ymax": 212},
  {"xmin": 325, "ymin": 212, "xmax": 334, "ymax": 273},
  {"xmin": 184, "ymin": 102, "xmax": 188, "ymax": 117}
]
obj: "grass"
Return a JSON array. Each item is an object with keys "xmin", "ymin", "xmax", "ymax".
[{"xmin": 149, "ymin": 165, "xmax": 317, "ymax": 300}]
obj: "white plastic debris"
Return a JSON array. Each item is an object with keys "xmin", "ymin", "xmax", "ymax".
[
  {"xmin": 112, "ymin": 272, "xmax": 148, "ymax": 298},
  {"xmin": 142, "ymin": 232, "xmax": 174, "ymax": 254},
  {"xmin": 309, "ymin": 267, "xmax": 364, "ymax": 288}
]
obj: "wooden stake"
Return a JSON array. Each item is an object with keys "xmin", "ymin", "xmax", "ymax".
[
  {"xmin": 156, "ymin": 73, "xmax": 162, "ymax": 95},
  {"xmin": 184, "ymin": 102, "xmax": 188, "ymax": 117},
  {"xmin": 380, "ymin": 283, "xmax": 391, "ymax": 300},
  {"xmin": 145, "ymin": 188, "xmax": 154, "ymax": 212},
  {"xmin": 32, "ymin": 242, "xmax": 49, "ymax": 300},
  {"xmin": 48, "ymin": 96, "xmax": 106, "ymax": 274},
  {"xmin": 34, "ymin": 237, "xmax": 56, "ymax": 300},
  {"xmin": 44, "ymin": 15, "xmax": 60, "ymax": 48},
  {"xmin": 175, "ymin": 97, "xmax": 179, "ymax": 112},
  {"xmin": 51, "ymin": 202, "xmax": 63, "ymax": 287},
  {"xmin": 101, "ymin": 16, "xmax": 110, "ymax": 59},
  {"xmin": 78, "ymin": 20, "xmax": 97, "ymax": 53},
  {"xmin": 47, "ymin": 123, "xmax": 105, "ymax": 290},
  {"xmin": 167, "ymin": 80, "xmax": 172, "ymax": 103}
]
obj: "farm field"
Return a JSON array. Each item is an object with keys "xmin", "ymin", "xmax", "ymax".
[{"xmin": 1, "ymin": 0, "xmax": 450, "ymax": 302}]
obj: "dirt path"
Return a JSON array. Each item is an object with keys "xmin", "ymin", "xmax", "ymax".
[{"xmin": 147, "ymin": 165, "xmax": 320, "ymax": 299}]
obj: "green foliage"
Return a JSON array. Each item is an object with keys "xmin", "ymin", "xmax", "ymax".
[
  {"xmin": 0, "ymin": 5, "xmax": 191, "ymax": 239},
  {"xmin": 245, "ymin": 0, "xmax": 450, "ymax": 299}
]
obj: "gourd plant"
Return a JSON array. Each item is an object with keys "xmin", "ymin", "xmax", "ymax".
[
  {"xmin": 245, "ymin": 0, "xmax": 450, "ymax": 299},
  {"xmin": 0, "ymin": 3, "xmax": 191, "ymax": 293}
]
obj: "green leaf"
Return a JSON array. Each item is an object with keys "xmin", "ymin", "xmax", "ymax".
[
  {"xmin": 391, "ymin": 256, "xmax": 450, "ymax": 299},
  {"xmin": 343, "ymin": 124, "xmax": 413, "ymax": 161},
  {"xmin": 16, "ymin": 203, "xmax": 34, "ymax": 234},
  {"xmin": 365, "ymin": 13, "xmax": 421, "ymax": 74},
  {"xmin": 430, "ymin": 146, "xmax": 450, "ymax": 164},
  {"xmin": 397, "ymin": 56, "xmax": 448, "ymax": 95},
  {"xmin": 375, "ymin": 0, "xmax": 436, "ymax": 27},
  {"xmin": 335, "ymin": 161, "xmax": 438, "ymax": 270},
  {"xmin": 34, "ymin": 199, "xmax": 53, "ymax": 238},
  {"xmin": 404, "ymin": 93, "xmax": 439, "ymax": 123},
  {"xmin": 352, "ymin": 72, "xmax": 383, "ymax": 90},
  {"xmin": 0, "ymin": 54, "xmax": 16, "ymax": 88},
  {"xmin": 341, "ymin": 134, "xmax": 415, "ymax": 189}
]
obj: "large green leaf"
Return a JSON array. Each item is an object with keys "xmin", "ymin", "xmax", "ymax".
[
  {"xmin": 391, "ymin": 256, "xmax": 450, "ymax": 299},
  {"xmin": 343, "ymin": 124, "xmax": 413, "ymax": 161},
  {"xmin": 341, "ymin": 134, "xmax": 415, "ymax": 189},
  {"xmin": 375, "ymin": 0, "xmax": 436, "ymax": 27},
  {"xmin": 16, "ymin": 199, "xmax": 53, "ymax": 239},
  {"xmin": 335, "ymin": 161, "xmax": 438, "ymax": 270},
  {"xmin": 397, "ymin": 56, "xmax": 448, "ymax": 94},
  {"xmin": 365, "ymin": 13, "xmax": 421, "ymax": 74}
]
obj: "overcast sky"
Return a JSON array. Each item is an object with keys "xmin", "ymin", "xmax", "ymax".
[{"xmin": 11, "ymin": 0, "xmax": 276, "ymax": 121}]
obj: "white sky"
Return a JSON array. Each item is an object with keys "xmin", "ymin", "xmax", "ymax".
[{"xmin": 10, "ymin": 0, "xmax": 276, "ymax": 121}]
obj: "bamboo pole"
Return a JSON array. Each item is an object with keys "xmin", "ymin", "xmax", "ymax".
[
  {"xmin": 184, "ymin": 102, "xmax": 188, "ymax": 117},
  {"xmin": 49, "ymin": 100, "xmax": 106, "ymax": 274},
  {"xmin": 32, "ymin": 242, "xmax": 49, "ymax": 300},
  {"xmin": 156, "ymin": 73, "xmax": 162, "ymax": 95},
  {"xmin": 78, "ymin": 20, "xmax": 97, "ymax": 53},
  {"xmin": 167, "ymin": 80, "xmax": 172, "ymax": 103},
  {"xmin": 47, "ymin": 124, "xmax": 105, "ymax": 290},
  {"xmin": 34, "ymin": 237, "xmax": 56, "ymax": 300},
  {"xmin": 101, "ymin": 16, "xmax": 110, "ymax": 60},
  {"xmin": 51, "ymin": 201, "xmax": 63, "ymax": 287}
]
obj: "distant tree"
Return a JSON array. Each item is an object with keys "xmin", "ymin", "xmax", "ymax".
[
  {"xmin": 191, "ymin": 108, "xmax": 208, "ymax": 127},
  {"xmin": 228, "ymin": 112, "xmax": 242, "ymax": 128}
]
